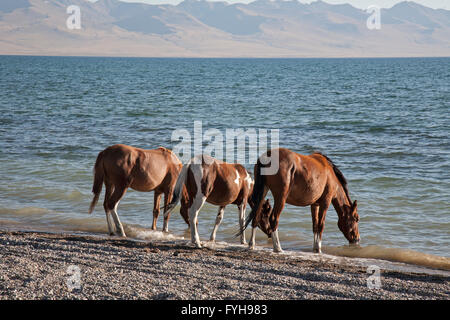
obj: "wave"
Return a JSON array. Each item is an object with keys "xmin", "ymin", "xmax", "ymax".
[{"xmin": 323, "ymin": 245, "xmax": 450, "ymax": 272}]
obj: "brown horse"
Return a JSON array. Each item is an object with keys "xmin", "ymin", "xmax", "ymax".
[
  {"xmin": 165, "ymin": 155, "xmax": 257, "ymax": 248},
  {"xmin": 88, "ymin": 144, "xmax": 184, "ymax": 237},
  {"xmin": 240, "ymin": 148, "xmax": 360, "ymax": 253}
]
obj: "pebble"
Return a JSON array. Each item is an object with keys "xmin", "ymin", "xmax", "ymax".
[{"xmin": 0, "ymin": 230, "xmax": 448, "ymax": 300}]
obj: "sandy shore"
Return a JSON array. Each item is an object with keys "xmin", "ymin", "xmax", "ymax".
[{"xmin": 0, "ymin": 230, "xmax": 448, "ymax": 300}]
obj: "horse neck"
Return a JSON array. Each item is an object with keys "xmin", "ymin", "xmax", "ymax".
[{"xmin": 331, "ymin": 184, "xmax": 351, "ymax": 218}]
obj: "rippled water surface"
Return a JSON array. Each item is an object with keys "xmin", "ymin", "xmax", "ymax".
[{"xmin": 0, "ymin": 56, "xmax": 449, "ymax": 269}]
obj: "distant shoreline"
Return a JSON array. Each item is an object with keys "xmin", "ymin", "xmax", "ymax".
[
  {"xmin": 3, "ymin": 0, "xmax": 450, "ymax": 59},
  {"xmin": 1, "ymin": 54, "xmax": 450, "ymax": 59},
  {"xmin": 0, "ymin": 230, "xmax": 448, "ymax": 300}
]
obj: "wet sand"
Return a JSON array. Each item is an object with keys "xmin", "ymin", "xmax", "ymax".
[{"xmin": 0, "ymin": 230, "xmax": 448, "ymax": 300}]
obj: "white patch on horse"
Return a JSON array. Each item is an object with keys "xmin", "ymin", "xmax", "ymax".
[
  {"xmin": 244, "ymin": 171, "xmax": 253, "ymax": 189},
  {"xmin": 234, "ymin": 169, "xmax": 240, "ymax": 186}
]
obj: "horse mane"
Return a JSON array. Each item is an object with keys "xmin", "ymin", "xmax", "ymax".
[
  {"xmin": 314, "ymin": 152, "xmax": 351, "ymax": 203},
  {"xmin": 158, "ymin": 146, "xmax": 172, "ymax": 153}
]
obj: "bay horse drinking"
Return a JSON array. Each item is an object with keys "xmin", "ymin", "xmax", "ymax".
[
  {"xmin": 165, "ymin": 155, "xmax": 256, "ymax": 248},
  {"xmin": 88, "ymin": 144, "xmax": 185, "ymax": 237},
  {"xmin": 240, "ymin": 148, "xmax": 360, "ymax": 253}
]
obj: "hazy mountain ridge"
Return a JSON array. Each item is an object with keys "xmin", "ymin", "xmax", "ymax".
[{"xmin": 1, "ymin": 0, "xmax": 449, "ymax": 57}]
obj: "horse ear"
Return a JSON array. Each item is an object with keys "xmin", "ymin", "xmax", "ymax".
[{"xmin": 351, "ymin": 200, "xmax": 359, "ymax": 222}]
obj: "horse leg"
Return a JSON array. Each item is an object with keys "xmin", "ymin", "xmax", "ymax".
[
  {"xmin": 111, "ymin": 201, "xmax": 126, "ymax": 237},
  {"xmin": 162, "ymin": 188, "xmax": 174, "ymax": 233},
  {"xmin": 270, "ymin": 189, "xmax": 289, "ymax": 253},
  {"xmin": 152, "ymin": 191, "xmax": 162, "ymax": 230},
  {"xmin": 311, "ymin": 204, "xmax": 321, "ymax": 253},
  {"xmin": 105, "ymin": 212, "xmax": 114, "ymax": 235},
  {"xmin": 315, "ymin": 201, "xmax": 330, "ymax": 254},
  {"xmin": 249, "ymin": 185, "xmax": 269, "ymax": 250},
  {"xmin": 249, "ymin": 227, "xmax": 257, "ymax": 250},
  {"xmin": 271, "ymin": 230, "xmax": 282, "ymax": 253},
  {"xmin": 103, "ymin": 182, "xmax": 115, "ymax": 236},
  {"xmin": 237, "ymin": 203, "xmax": 247, "ymax": 245},
  {"xmin": 108, "ymin": 185, "xmax": 128, "ymax": 237},
  {"xmin": 210, "ymin": 206, "xmax": 225, "ymax": 242},
  {"xmin": 189, "ymin": 194, "xmax": 206, "ymax": 248}
]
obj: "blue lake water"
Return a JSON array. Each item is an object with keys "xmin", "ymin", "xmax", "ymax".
[{"xmin": 0, "ymin": 56, "xmax": 449, "ymax": 269}]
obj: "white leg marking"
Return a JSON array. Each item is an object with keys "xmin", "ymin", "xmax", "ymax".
[
  {"xmin": 189, "ymin": 164, "xmax": 206, "ymax": 248},
  {"xmin": 105, "ymin": 211, "xmax": 114, "ymax": 235},
  {"xmin": 313, "ymin": 232, "xmax": 322, "ymax": 253},
  {"xmin": 210, "ymin": 206, "xmax": 225, "ymax": 242},
  {"xmin": 189, "ymin": 196, "xmax": 206, "ymax": 248},
  {"xmin": 272, "ymin": 230, "xmax": 283, "ymax": 253},
  {"xmin": 111, "ymin": 202, "xmax": 126, "ymax": 237},
  {"xmin": 249, "ymin": 227, "xmax": 256, "ymax": 250},
  {"xmin": 163, "ymin": 199, "xmax": 170, "ymax": 233}
]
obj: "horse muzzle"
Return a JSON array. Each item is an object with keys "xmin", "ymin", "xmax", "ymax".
[{"xmin": 349, "ymin": 237, "xmax": 360, "ymax": 246}]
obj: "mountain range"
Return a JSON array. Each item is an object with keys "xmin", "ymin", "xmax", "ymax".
[{"xmin": 1, "ymin": 0, "xmax": 449, "ymax": 57}]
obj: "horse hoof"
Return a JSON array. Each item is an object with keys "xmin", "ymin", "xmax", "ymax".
[
  {"xmin": 273, "ymin": 247, "xmax": 283, "ymax": 253},
  {"xmin": 193, "ymin": 242, "xmax": 202, "ymax": 249}
]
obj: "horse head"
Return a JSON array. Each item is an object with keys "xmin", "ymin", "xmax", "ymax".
[
  {"xmin": 179, "ymin": 186, "xmax": 190, "ymax": 226},
  {"xmin": 256, "ymin": 199, "xmax": 274, "ymax": 238},
  {"xmin": 337, "ymin": 199, "xmax": 360, "ymax": 245}
]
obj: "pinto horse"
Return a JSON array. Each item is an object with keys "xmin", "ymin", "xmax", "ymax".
[
  {"xmin": 165, "ymin": 155, "xmax": 257, "ymax": 248},
  {"xmin": 240, "ymin": 148, "xmax": 360, "ymax": 253},
  {"xmin": 88, "ymin": 144, "xmax": 185, "ymax": 237}
]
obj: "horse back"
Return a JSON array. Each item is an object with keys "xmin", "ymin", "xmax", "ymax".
[
  {"xmin": 101, "ymin": 144, "xmax": 179, "ymax": 192},
  {"xmin": 269, "ymin": 148, "xmax": 333, "ymax": 206},
  {"xmin": 204, "ymin": 162, "xmax": 248, "ymax": 206}
]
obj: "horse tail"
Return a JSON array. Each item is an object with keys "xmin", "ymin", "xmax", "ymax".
[
  {"xmin": 88, "ymin": 150, "xmax": 105, "ymax": 214},
  {"xmin": 164, "ymin": 162, "xmax": 190, "ymax": 214},
  {"xmin": 238, "ymin": 160, "xmax": 266, "ymax": 236}
]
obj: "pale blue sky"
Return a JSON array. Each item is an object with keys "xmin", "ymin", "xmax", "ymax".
[{"xmin": 117, "ymin": 0, "xmax": 450, "ymax": 10}]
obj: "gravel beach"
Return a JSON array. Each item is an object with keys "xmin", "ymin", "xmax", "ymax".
[{"xmin": 0, "ymin": 230, "xmax": 448, "ymax": 300}]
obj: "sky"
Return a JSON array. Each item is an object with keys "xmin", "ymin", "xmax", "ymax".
[{"xmin": 117, "ymin": 0, "xmax": 450, "ymax": 10}]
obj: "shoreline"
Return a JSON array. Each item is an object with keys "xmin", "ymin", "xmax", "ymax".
[{"xmin": 0, "ymin": 229, "xmax": 448, "ymax": 300}]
